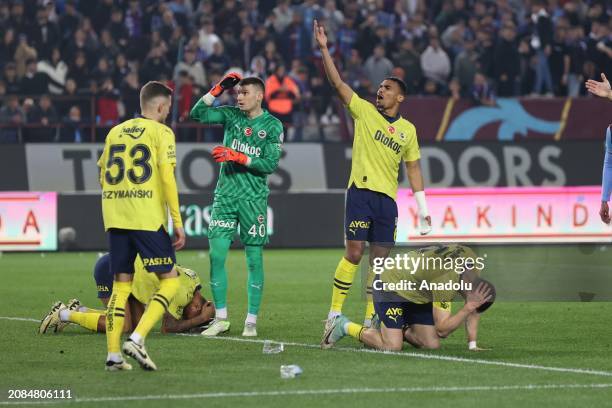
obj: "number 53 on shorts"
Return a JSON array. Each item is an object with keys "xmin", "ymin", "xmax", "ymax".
[{"xmin": 207, "ymin": 197, "xmax": 270, "ymax": 245}]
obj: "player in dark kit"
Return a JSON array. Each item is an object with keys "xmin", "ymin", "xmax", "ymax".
[{"xmin": 190, "ymin": 73, "xmax": 283, "ymax": 337}]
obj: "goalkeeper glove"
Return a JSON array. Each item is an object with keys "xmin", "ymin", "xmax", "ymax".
[
  {"xmin": 212, "ymin": 146, "xmax": 249, "ymax": 166},
  {"xmin": 210, "ymin": 72, "xmax": 242, "ymax": 97}
]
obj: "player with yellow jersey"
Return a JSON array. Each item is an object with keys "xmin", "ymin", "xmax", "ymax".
[
  {"xmin": 314, "ymin": 20, "xmax": 433, "ymax": 330},
  {"xmin": 97, "ymin": 81, "xmax": 185, "ymax": 372},
  {"xmin": 39, "ymin": 254, "xmax": 215, "ymax": 335},
  {"xmin": 322, "ymin": 245, "xmax": 495, "ymax": 351}
]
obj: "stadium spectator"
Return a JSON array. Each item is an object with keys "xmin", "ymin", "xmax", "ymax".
[
  {"xmin": 13, "ymin": 34, "xmax": 37, "ymax": 78},
  {"xmin": 0, "ymin": 28, "xmax": 17, "ymax": 71},
  {"xmin": 471, "ymin": 72, "xmax": 496, "ymax": 106},
  {"xmin": 3, "ymin": 62, "xmax": 21, "ymax": 94},
  {"xmin": 198, "ymin": 18, "xmax": 221, "ymax": 58},
  {"xmin": 337, "ymin": 17, "xmax": 358, "ymax": 60},
  {"xmin": 320, "ymin": 0, "xmax": 344, "ymax": 45},
  {"xmin": 96, "ymin": 78, "xmax": 119, "ymax": 126},
  {"xmin": 173, "ymin": 47, "xmax": 206, "ymax": 88},
  {"xmin": 206, "ymin": 42, "xmax": 231, "ymax": 75},
  {"xmin": 26, "ymin": 94, "xmax": 58, "ymax": 142},
  {"xmin": 565, "ymin": 25, "xmax": 587, "ymax": 97},
  {"xmin": 59, "ymin": 0, "xmax": 81, "ymax": 41},
  {"xmin": 37, "ymin": 47, "xmax": 67, "ymax": 95},
  {"xmin": 59, "ymin": 105, "xmax": 85, "ymax": 143},
  {"xmin": 140, "ymin": 46, "xmax": 171, "ymax": 84},
  {"xmin": 0, "ymin": 95, "xmax": 25, "ymax": 142},
  {"xmin": 91, "ymin": 57, "xmax": 113, "ymax": 84},
  {"xmin": 453, "ymin": 36, "xmax": 479, "ymax": 96},
  {"xmin": 281, "ymin": 12, "xmax": 311, "ymax": 63},
  {"xmin": 98, "ymin": 29, "xmax": 119, "ymax": 61},
  {"xmin": 20, "ymin": 59, "xmax": 49, "ymax": 95},
  {"xmin": 493, "ymin": 24, "xmax": 521, "ymax": 97},
  {"xmin": 265, "ymin": 64, "xmax": 300, "ymax": 126},
  {"xmin": 364, "ymin": 44, "xmax": 394, "ymax": 90},
  {"xmin": 8, "ymin": 0, "xmax": 27, "ymax": 35},
  {"xmin": 392, "ymin": 38, "xmax": 423, "ymax": 95},
  {"xmin": 28, "ymin": 4, "xmax": 60, "ymax": 60},
  {"xmin": 261, "ymin": 40, "xmax": 284, "ymax": 76},
  {"xmin": 420, "ymin": 31, "xmax": 451, "ymax": 85},
  {"xmin": 273, "ymin": 0, "xmax": 293, "ymax": 34},
  {"xmin": 120, "ymin": 71, "xmax": 141, "ymax": 120},
  {"xmin": 530, "ymin": 1, "xmax": 554, "ymax": 96}
]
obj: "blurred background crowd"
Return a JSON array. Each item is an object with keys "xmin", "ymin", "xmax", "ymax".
[{"xmin": 0, "ymin": 0, "xmax": 610, "ymax": 142}]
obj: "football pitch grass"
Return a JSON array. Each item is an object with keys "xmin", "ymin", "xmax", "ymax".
[{"xmin": 1, "ymin": 248, "xmax": 611, "ymax": 407}]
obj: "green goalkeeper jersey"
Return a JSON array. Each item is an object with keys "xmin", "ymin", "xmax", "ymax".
[{"xmin": 190, "ymin": 99, "xmax": 283, "ymax": 199}]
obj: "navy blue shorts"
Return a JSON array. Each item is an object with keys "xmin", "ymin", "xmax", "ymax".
[
  {"xmin": 108, "ymin": 227, "xmax": 176, "ymax": 275},
  {"xmin": 94, "ymin": 254, "xmax": 113, "ymax": 299},
  {"xmin": 345, "ymin": 185, "xmax": 397, "ymax": 244},
  {"xmin": 373, "ymin": 289, "xmax": 434, "ymax": 329}
]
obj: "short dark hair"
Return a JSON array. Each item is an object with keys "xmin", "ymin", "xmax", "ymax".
[
  {"xmin": 239, "ymin": 76, "xmax": 265, "ymax": 93},
  {"xmin": 140, "ymin": 81, "xmax": 172, "ymax": 107},
  {"xmin": 384, "ymin": 76, "xmax": 407, "ymax": 96}
]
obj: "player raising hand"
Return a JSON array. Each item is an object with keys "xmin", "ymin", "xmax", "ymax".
[
  {"xmin": 314, "ymin": 19, "xmax": 432, "ymax": 329},
  {"xmin": 190, "ymin": 74, "xmax": 283, "ymax": 337}
]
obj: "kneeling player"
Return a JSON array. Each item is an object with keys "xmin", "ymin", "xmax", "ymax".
[
  {"xmin": 39, "ymin": 254, "xmax": 215, "ymax": 334},
  {"xmin": 321, "ymin": 245, "xmax": 495, "ymax": 351}
]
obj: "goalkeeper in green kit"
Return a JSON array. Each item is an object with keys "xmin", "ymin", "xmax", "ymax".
[{"xmin": 190, "ymin": 72, "xmax": 283, "ymax": 337}]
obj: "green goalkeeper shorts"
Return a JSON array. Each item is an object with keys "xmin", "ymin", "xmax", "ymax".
[{"xmin": 207, "ymin": 196, "xmax": 269, "ymax": 246}]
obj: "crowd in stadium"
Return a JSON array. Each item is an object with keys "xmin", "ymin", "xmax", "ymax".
[{"xmin": 0, "ymin": 0, "xmax": 610, "ymax": 142}]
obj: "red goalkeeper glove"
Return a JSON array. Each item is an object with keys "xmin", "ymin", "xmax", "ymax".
[
  {"xmin": 209, "ymin": 72, "xmax": 242, "ymax": 97},
  {"xmin": 212, "ymin": 146, "xmax": 249, "ymax": 166}
]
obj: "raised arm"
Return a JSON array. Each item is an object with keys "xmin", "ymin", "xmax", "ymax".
[
  {"xmin": 313, "ymin": 19, "xmax": 353, "ymax": 106},
  {"xmin": 190, "ymin": 72, "xmax": 242, "ymax": 123}
]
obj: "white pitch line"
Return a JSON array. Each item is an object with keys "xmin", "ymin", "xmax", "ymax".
[
  {"xmin": 182, "ymin": 334, "xmax": 612, "ymax": 378},
  {"xmin": 6, "ymin": 316, "xmax": 612, "ymax": 378},
  {"xmin": 1, "ymin": 383, "xmax": 612, "ymax": 405},
  {"xmin": 0, "ymin": 317, "xmax": 39, "ymax": 322}
]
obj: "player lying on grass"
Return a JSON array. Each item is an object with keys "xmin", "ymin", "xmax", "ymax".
[
  {"xmin": 39, "ymin": 254, "xmax": 215, "ymax": 334},
  {"xmin": 321, "ymin": 245, "xmax": 495, "ymax": 351}
]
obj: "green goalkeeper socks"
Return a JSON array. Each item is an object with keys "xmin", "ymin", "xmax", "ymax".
[
  {"xmin": 245, "ymin": 245, "xmax": 264, "ymax": 316},
  {"xmin": 209, "ymin": 238, "xmax": 232, "ymax": 311}
]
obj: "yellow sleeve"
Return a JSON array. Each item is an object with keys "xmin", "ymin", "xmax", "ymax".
[
  {"xmin": 347, "ymin": 92, "xmax": 374, "ymax": 120},
  {"xmin": 402, "ymin": 125, "xmax": 421, "ymax": 162},
  {"xmin": 157, "ymin": 126, "xmax": 182, "ymax": 228},
  {"xmin": 97, "ymin": 140, "xmax": 109, "ymax": 187},
  {"xmin": 160, "ymin": 163, "xmax": 182, "ymax": 228}
]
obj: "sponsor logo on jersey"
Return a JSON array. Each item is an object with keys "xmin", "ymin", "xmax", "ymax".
[
  {"xmin": 142, "ymin": 257, "xmax": 174, "ymax": 266},
  {"xmin": 244, "ymin": 127, "xmax": 253, "ymax": 137},
  {"xmin": 374, "ymin": 130, "xmax": 401, "ymax": 154},
  {"xmin": 120, "ymin": 125, "xmax": 146, "ymax": 139},
  {"xmin": 388, "ymin": 126, "xmax": 395, "ymax": 134},
  {"xmin": 258, "ymin": 130, "xmax": 266, "ymax": 139},
  {"xmin": 348, "ymin": 220, "xmax": 371, "ymax": 229},
  {"xmin": 209, "ymin": 219, "xmax": 236, "ymax": 229},
  {"xmin": 385, "ymin": 307, "xmax": 403, "ymax": 322},
  {"xmin": 231, "ymin": 139, "xmax": 262, "ymax": 157},
  {"xmin": 257, "ymin": 214, "xmax": 264, "ymax": 224},
  {"xmin": 438, "ymin": 302, "xmax": 450, "ymax": 310}
]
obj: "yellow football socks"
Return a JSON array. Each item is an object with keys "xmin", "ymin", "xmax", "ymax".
[
  {"xmin": 330, "ymin": 257, "xmax": 359, "ymax": 315},
  {"xmin": 106, "ymin": 281, "xmax": 131, "ymax": 353},
  {"xmin": 347, "ymin": 322, "xmax": 365, "ymax": 340},
  {"xmin": 132, "ymin": 276, "xmax": 179, "ymax": 342},
  {"xmin": 69, "ymin": 311, "xmax": 102, "ymax": 332}
]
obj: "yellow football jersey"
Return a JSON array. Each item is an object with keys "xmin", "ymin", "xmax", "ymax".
[
  {"xmin": 97, "ymin": 117, "xmax": 177, "ymax": 231},
  {"xmin": 131, "ymin": 257, "xmax": 202, "ymax": 320},
  {"xmin": 347, "ymin": 93, "xmax": 420, "ymax": 200},
  {"xmin": 380, "ymin": 245, "xmax": 479, "ymax": 305}
]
